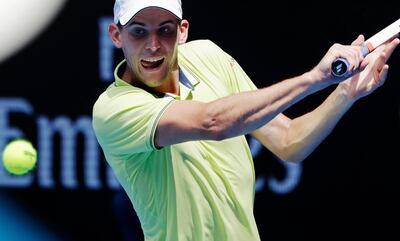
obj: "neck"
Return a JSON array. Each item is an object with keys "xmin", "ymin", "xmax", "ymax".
[
  {"xmin": 153, "ymin": 68, "xmax": 180, "ymax": 95},
  {"xmin": 120, "ymin": 62, "xmax": 181, "ymax": 96}
]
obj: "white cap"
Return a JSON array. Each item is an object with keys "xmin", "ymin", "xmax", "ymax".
[{"xmin": 114, "ymin": 0, "xmax": 182, "ymax": 26}]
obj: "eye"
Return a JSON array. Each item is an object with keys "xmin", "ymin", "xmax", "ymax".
[
  {"xmin": 159, "ymin": 26, "xmax": 174, "ymax": 35},
  {"xmin": 129, "ymin": 27, "xmax": 147, "ymax": 37}
]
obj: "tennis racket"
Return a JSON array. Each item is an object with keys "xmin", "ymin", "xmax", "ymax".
[{"xmin": 331, "ymin": 18, "xmax": 400, "ymax": 77}]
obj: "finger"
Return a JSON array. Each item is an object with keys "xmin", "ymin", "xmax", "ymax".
[
  {"xmin": 351, "ymin": 34, "xmax": 365, "ymax": 46},
  {"xmin": 334, "ymin": 45, "xmax": 361, "ymax": 72},
  {"xmin": 359, "ymin": 57, "xmax": 369, "ymax": 70},
  {"xmin": 349, "ymin": 46, "xmax": 364, "ymax": 72},
  {"xmin": 375, "ymin": 52, "xmax": 387, "ymax": 71},
  {"xmin": 351, "ymin": 35, "xmax": 366, "ymax": 66},
  {"xmin": 383, "ymin": 38, "xmax": 400, "ymax": 60},
  {"xmin": 331, "ymin": 43, "xmax": 365, "ymax": 77},
  {"xmin": 382, "ymin": 34, "xmax": 399, "ymax": 45},
  {"xmin": 377, "ymin": 64, "xmax": 389, "ymax": 87}
]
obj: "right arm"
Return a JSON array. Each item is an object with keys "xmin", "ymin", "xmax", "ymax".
[
  {"xmin": 155, "ymin": 71, "xmax": 321, "ymax": 147},
  {"xmin": 155, "ymin": 39, "xmax": 364, "ymax": 148}
]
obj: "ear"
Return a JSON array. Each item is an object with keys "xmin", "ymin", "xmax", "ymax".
[
  {"xmin": 178, "ymin": 20, "xmax": 189, "ymax": 44},
  {"xmin": 108, "ymin": 23, "xmax": 123, "ymax": 48}
]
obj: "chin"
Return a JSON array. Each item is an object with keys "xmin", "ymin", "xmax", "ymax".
[
  {"xmin": 145, "ymin": 82, "xmax": 164, "ymax": 88},
  {"xmin": 141, "ymin": 75, "xmax": 168, "ymax": 88}
]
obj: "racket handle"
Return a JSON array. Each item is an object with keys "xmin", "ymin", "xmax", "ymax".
[{"xmin": 331, "ymin": 45, "xmax": 370, "ymax": 77}]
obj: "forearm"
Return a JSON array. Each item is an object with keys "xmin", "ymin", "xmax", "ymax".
[
  {"xmin": 282, "ymin": 84, "xmax": 355, "ymax": 162},
  {"xmin": 204, "ymin": 70, "xmax": 327, "ymax": 140}
]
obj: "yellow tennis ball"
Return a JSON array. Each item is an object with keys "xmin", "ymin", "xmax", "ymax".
[{"xmin": 2, "ymin": 139, "xmax": 37, "ymax": 175}]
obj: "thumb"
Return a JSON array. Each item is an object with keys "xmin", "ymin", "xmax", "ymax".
[{"xmin": 351, "ymin": 34, "xmax": 365, "ymax": 46}]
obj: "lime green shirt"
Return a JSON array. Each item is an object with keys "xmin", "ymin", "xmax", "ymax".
[{"xmin": 92, "ymin": 40, "xmax": 260, "ymax": 241}]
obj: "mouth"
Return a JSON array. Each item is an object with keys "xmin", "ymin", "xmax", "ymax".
[{"xmin": 140, "ymin": 56, "xmax": 165, "ymax": 70}]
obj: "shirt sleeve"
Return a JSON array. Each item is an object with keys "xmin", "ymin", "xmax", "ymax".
[{"xmin": 92, "ymin": 86, "xmax": 175, "ymax": 156}]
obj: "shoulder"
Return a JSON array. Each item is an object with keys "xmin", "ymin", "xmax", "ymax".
[
  {"xmin": 92, "ymin": 84, "xmax": 156, "ymax": 123},
  {"xmin": 178, "ymin": 39, "xmax": 233, "ymax": 72},
  {"xmin": 181, "ymin": 39, "xmax": 220, "ymax": 49},
  {"xmin": 92, "ymin": 84, "xmax": 174, "ymax": 148},
  {"xmin": 179, "ymin": 39, "xmax": 227, "ymax": 58}
]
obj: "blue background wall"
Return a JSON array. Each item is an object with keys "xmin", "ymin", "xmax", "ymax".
[{"xmin": 1, "ymin": 1, "xmax": 399, "ymax": 240}]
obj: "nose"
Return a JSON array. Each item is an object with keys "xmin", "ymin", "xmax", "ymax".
[{"xmin": 145, "ymin": 33, "xmax": 161, "ymax": 52}]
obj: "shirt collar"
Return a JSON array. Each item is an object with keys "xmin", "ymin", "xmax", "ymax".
[{"xmin": 114, "ymin": 60, "xmax": 130, "ymax": 87}]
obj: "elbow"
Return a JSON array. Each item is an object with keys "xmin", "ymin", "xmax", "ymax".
[
  {"xmin": 274, "ymin": 152, "xmax": 304, "ymax": 164},
  {"xmin": 202, "ymin": 119, "xmax": 231, "ymax": 141},
  {"xmin": 200, "ymin": 101, "xmax": 249, "ymax": 141},
  {"xmin": 281, "ymin": 155, "xmax": 306, "ymax": 164},
  {"xmin": 274, "ymin": 143, "xmax": 307, "ymax": 164},
  {"xmin": 201, "ymin": 108, "xmax": 233, "ymax": 141}
]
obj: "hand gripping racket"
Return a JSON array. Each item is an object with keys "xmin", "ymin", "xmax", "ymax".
[{"xmin": 331, "ymin": 18, "xmax": 400, "ymax": 77}]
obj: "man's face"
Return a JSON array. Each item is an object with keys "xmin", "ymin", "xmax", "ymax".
[{"xmin": 118, "ymin": 7, "xmax": 186, "ymax": 87}]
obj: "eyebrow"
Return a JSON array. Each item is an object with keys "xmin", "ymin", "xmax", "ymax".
[{"xmin": 128, "ymin": 20, "xmax": 176, "ymax": 27}]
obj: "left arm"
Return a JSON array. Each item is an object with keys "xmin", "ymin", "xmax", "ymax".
[
  {"xmin": 252, "ymin": 86, "xmax": 352, "ymax": 163},
  {"xmin": 252, "ymin": 36, "xmax": 399, "ymax": 163}
]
